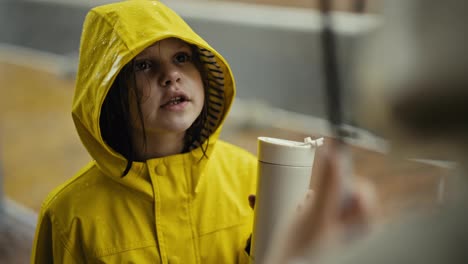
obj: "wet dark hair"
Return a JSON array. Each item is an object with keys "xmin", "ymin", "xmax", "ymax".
[{"xmin": 100, "ymin": 45, "xmax": 210, "ymax": 176}]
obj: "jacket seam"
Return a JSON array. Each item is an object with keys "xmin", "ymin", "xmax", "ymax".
[
  {"xmin": 41, "ymin": 161, "xmax": 95, "ymax": 209},
  {"xmin": 51, "ymin": 210, "xmax": 157, "ymax": 260},
  {"xmin": 185, "ymin": 158, "xmax": 201, "ymax": 264},
  {"xmin": 49, "ymin": 211, "xmax": 84, "ymax": 263},
  {"xmin": 153, "ymin": 177, "xmax": 168, "ymax": 263},
  {"xmin": 94, "ymin": 240, "xmax": 157, "ymax": 258},
  {"xmin": 198, "ymin": 221, "xmax": 251, "ymax": 237}
]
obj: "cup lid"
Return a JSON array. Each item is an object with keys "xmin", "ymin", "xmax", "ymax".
[{"xmin": 257, "ymin": 137, "xmax": 324, "ymax": 166}]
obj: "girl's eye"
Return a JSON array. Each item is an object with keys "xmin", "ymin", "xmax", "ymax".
[
  {"xmin": 174, "ymin": 52, "xmax": 191, "ymax": 64},
  {"xmin": 134, "ymin": 60, "xmax": 152, "ymax": 71}
]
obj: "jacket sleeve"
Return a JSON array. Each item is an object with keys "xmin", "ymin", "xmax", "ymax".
[{"xmin": 30, "ymin": 210, "xmax": 82, "ymax": 264}]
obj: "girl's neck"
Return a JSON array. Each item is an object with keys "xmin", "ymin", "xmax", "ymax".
[{"xmin": 131, "ymin": 130, "xmax": 185, "ymax": 161}]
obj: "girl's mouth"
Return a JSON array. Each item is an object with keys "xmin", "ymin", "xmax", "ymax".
[{"xmin": 161, "ymin": 96, "xmax": 189, "ymax": 109}]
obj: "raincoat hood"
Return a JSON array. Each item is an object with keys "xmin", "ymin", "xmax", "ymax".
[{"xmin": 72, "ymin": 0, "xmax": 236, "ymax": 177}]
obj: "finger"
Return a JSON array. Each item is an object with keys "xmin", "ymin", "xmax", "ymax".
[
  {"xmin": 310, "ymin": 142, "xmax": 341, "ymax": 223},
  {"xmin": 283, "ymin": 145, "xmax": 342, "ymax": 255},
  {"xmin": 293, "ymin": 141, "xmax": 342, "ymax": 234},
  {"xmin": 248, "ymin": 194, "xmax": 256, "ymax": 210}
]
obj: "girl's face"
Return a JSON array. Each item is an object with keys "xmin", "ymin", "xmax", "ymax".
[{"xmin": 129, "ymin": 38, "xmax": 205, "ymax": 137}]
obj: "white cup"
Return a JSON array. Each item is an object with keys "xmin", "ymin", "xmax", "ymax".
[{"xmin": 251, "ymin": 136, "xmax": 323, "ymax": 263}]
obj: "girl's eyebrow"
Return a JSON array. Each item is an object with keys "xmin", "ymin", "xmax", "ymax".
[
  {"xmin": 175, "ymin": 43, "xmax": 192, "ymax": 53},
  {"xmin": 135, "ymin": 49, "xmax": 155, "ymax": 60},
  {"xmin": 135, "ymin": 42, "xmax": 191, "ymax": 60},
  {"xmin": 134, "ymin": 54, "xmax": 148, "ymax": 61},
  {"xmin": 134, "ymin": 43, "xmax": 160, "ymax": 60},
  {"xmin": 177, "ymin": 41, "xmax": 191, "ymax": 48}
]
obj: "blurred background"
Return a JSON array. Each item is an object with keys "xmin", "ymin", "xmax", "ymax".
[{"xmin": 0, "ymin": 0, "xmax": 453, "ymax": 262}]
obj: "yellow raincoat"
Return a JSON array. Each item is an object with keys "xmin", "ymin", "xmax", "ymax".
[{"xmin": 31, "ymin": 1, "xmax": 257, "ymax": 263}]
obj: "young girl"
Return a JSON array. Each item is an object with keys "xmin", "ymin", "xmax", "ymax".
[{"xmin": 31, "ymin": 1, "xmax": 257, "ymax": 263}]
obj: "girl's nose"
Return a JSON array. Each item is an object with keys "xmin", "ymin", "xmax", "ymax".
[{"xmin": 160, "ymin": 65, "xmax": 181, "ymax": 87}]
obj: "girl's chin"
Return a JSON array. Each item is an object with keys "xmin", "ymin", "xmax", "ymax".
[{"xmin": 145, "ymin": 123, "xmax": 194, "ymax": 135}]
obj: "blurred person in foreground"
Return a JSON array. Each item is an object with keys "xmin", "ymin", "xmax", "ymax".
[{"xmin": 264, "ymin": 0, "xmax": 468, "ymax": 263}]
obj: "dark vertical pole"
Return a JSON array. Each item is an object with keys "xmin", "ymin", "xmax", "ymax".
[
  {"xmin": 319, "ymin": 0, "xmax": 367, "ymax": 204},
  {"xmin": 319, "ymin": 0, "xmax": 344, "ymax": 141},
  {"xmin": 319, "ymin": 0, "xmax": 366, "ymax": 140},
  {"xmin": 353, "ymin": 0, "xmax": 366, "ymax": 14}
]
